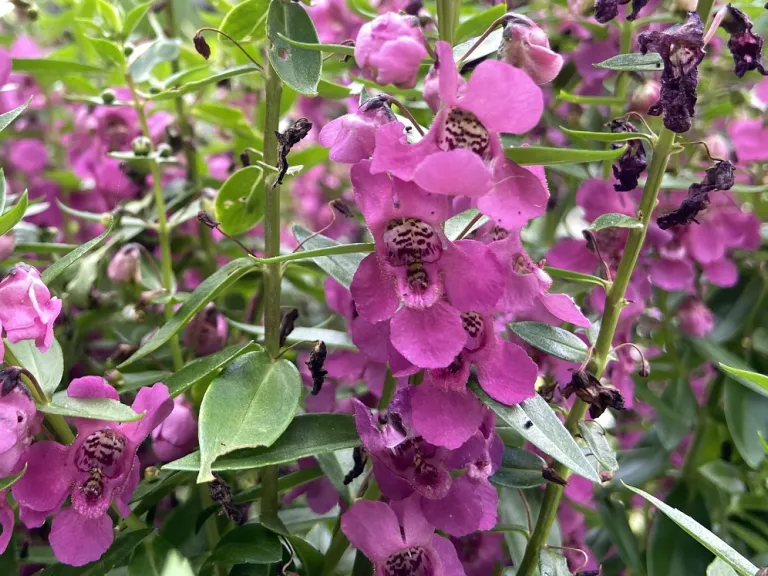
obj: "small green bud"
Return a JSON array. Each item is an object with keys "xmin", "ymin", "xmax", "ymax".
[
  {"xmin": 131, "ymin": 136, "xmax": 152, "ymax": 156},
  {"xmin": 101, "ymin": 89, "xmax": 116, "ymax": 105},
  {"xmin": 156, "ymin": 143, "xmax": 173, "ymax": 158}
]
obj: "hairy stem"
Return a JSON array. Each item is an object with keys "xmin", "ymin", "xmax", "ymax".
[{"xmin": 517, "ymin": 127, "xmax": 677, "ymax": 576}]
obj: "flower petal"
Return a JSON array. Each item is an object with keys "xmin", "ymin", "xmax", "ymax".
[
  {"xmin": 121, "ymin": 383, "xmax": 173, "ymax": 446},
  {"xmin": 476, "ymin": 340, "xmax": 537, "ymax": 405},
  {"xmin": 410, "ymin": 377, "xmax": 485, "ymax": 449},
  {"xmin": 703, "ymin": 258, "xmax": 738, "ymax": 287},
  {"xmin": 12, "ymin": 441, "xmax": 72, "ymax": 515},
  {"xmin": 49, "ymin": 507, "xmax": 114, "ymax": 567},
  {"xmin": 421, "ymin": 474, "xmax": 483, "ymax": 537},
  {"xmin": 432, "ymin": 534, "xmax": 466, "ymax": 576},
  {"xmin": 478, "ymin": 159, "xmax": 549, "ymax": 228},
  {"xmin": 413, "ymin": 149, "xmax": 493, "ymax": 197},
  {"xmin": 0, "ymin": 496, "xmax": 13, "ymax": 555},
  {"xmin": 67, "ymin": 376, "xmax": 119, "ymax": 401},
  {"xmin": 440, "ymin": 240, "xmax": 505, "ymax": 313},
  {"xmin": 392, "ymin": 494, "xmax": 434, "ymax": 546},
  {"xmin": 390, "ymin": 302, "xmax": 465, "ymax": 369},
  {"xmin": 649, "ymin": 258, "xmax": 695, "ymax": 292},
  {"xmin": 435, "ymin": 41, "xmax": 460, "ymax": 108},
  {"xmin": 538, "ymin": 293, "xmax": 591, "ymax": 327},
  {"xmin": 350, "ymin": 254, "xmax": 399, "ymax": 323},
  {"xmin": 341, "ymin": 500, "xmax": 404, "ymax": 561},
  {"xmin": 370, "ymin": 122, "xmax": 439, "ymax": 182}
]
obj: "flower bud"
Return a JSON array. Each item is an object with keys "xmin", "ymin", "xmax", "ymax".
[
  {"xmin": 101, "ymin": 89, "xmax": 116, "ymax": 105},
  {"xmin": 151, "ymin": 396, "xmax": 198, "ymax": 461},
  {"xmin": 184, "ymin": 303, "xmax": 228, "ymax": 355},
  {"xmin": 123, "ymin": 43, "xmax": 135, "ymax": 57},
  {"xmin": 0, "ymin": 233, "xmax": 15, "ymax": 262},
  {"xmin": 629, "ymin": 81, "xmax": 661, "ymax": 112},
  {"xmin": 499, "ymin": 14, "xmax": 564, "ymax": 85},
  {"xmin": 108, "ymin": 244, "xmax": 142, "ymax": 284},
  {"xmin": 131, "ymin": 135, "xmax": 152, "ymax": 156},
  {"xmin": 704, "ymin": 134, "xmax": 730, "ymax": 160},
  {"xmin": 156, "ymin": 142, "xmax": 173, "ymax": 158},
  {"xmin": 194, "ymin": 32, "xmax": 211, "ymax": 60},
  {"xmin": 144, "ymin": 466, "xmax": 162, "ymax": 482}
]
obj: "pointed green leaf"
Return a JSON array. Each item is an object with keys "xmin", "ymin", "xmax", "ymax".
[
  {"xmin": 292, "ymin": 224, "xmax": 365, "ymax": 289},
  {"xmin": 150, "ymin": 64, "xmax": 262, "ymax": 100},
  {"xmin": 4, "ymin": 338, "xmax": 63, "ymax": 398},
  {"xmin": 625, "ymin": 483, "xmax": 759, "ymax": 576},
  {"xmin": 594, "ymin": 52, "xmax": 663, "ymax": 71},
  {"xmin": 589, "ymin": 212, "xmax": 643, "ymax": 232},
  {"xmin": 0, "ymin": 169, "xmax": 5, "ymax": 215},
  {"xmin": 597, "ymin": 496, "xmax": 647, "ymax": 576},
  {"xmin": 275, "ymin": 33, "xmax": 355, "ymax": 56},
  {"xmin": 228, "ymin": 320, "xmax": 356, "ymax": 350},
  {"xmin": 197, "ymin": 351, "xmax": 301, "ymax": 482},
  {"xmin": 504, "ymin": 145, "xmax": 628, "ymax": 166},
  {"xmin": 84, "ymin": 36, "xmax": 126, "ymax": 67},
  {"xmin": 206, "ymin": 524, "xmax": 282, "ymax": 566},
  {"xmin": 97, "ymin": 0, "xmax": 123, "ymax": 31},
  {"xmin": 0, "ymin": 189, "xmax": 28, "ymax": 236},
  {"xmin": 12, "ymin": 59, "xmax": 104, "ymax": 76},
  {"xmin": 491, "ymin": 447, "xmax": 546, "ymax": 489},
  {"xmin": 723, "ymin": 380, "xmax": 768, "ymax": 469},
  {"xmin": 708, "ymin": 558, "xmax": 739, "ymax": 576},
  {"xmin": 473, "ymin": 383, "xmax": 600, "ymax": 482},
  {"xmin": 122, "ymin": 1, "xmax": 153, "ymax": 37},
  {"xmin": 545, "ymin": 266, "xmax": 608, "ymax": 288},
  {"xmin": 266, "ymin": 0, "xmax": 322, "ymax": 95},
  {"xmin": 0, "ymin": 96, "xmax": 32, "ymax": 133},
  {"xmin": 40, "ymin": 392, "xmax": 144, "ymax": 422},
  {"xmin": 561, "ymin": 126, "xmax": 654, "ymax": 145},
  {"xmin": 719, "ymin": 363, "xmax": 768, "ymax": 396},
  {"xmin": 452, "ymin": 28, "xmax": 503, "ymax": 64},
  {"xmin": 119, "ymin": 258, "xmax": 257, "ymax": 368},
  {"xmin": 163, "ymin": 413, "xmax": 359, "ymax": 472},
  {"xmin": 221, "ymin": 0, "xmax": 270, "ymax": 40},
  {"xmin": 129, "ymin": 38, "xmax": 181, "ymax": 83},
  {"xmin": 214, "ymin": 166, "xmax": 265, "ymax": 235},
  {"xmin": 0, "ymin": 463, "xmax": 26, "ymax": 492},
  {"xmin": 165, "ymin": 342, "xmax": 260, "ymax": 397},
  {"xmin": 41, "ymin": 216, "xmax": 116, "ymax": 284},
  {"xmin": 317, "ymin": 78, "xmax": 354, "ymax": 99},
  {"xmin": 578, "ymin": 421, "xmax": 618, "ymax": 472},
  {"xmin": 508, "ymin": 321, "xmax": 588, "ymax": 363},
  {"xmin": 128, "ymin": 535, "xmax": 194, "ymax": 576}
]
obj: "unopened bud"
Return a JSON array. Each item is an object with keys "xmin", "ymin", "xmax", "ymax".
[
  {"xmin": 239, "ymin": 151, "xmax": 251, "ymax": 167},
  {"xmin": 144, "ymin": 466, "xmax": 162, "ymax": 482},
  {"xmin": 629, "ymin": 81, "xmax": 661, "ymax": 113},
  {"xmin": 156, "ymin": 143, "xmax": 173, "ymax": 158},
  {"xmin": 104, "ymin": 369, "xmax": 124, "ymax": 387},
  {"xmin": 131, "ymin": 135, "xmax": 152, "ymax": 156},
  {"xmin": 123, "ymin": 43, "xmax": 134, "ymax": 57},
  {"xmin": 101, "ymin": 89, "xmax": 116, "ymax": 105},
  {"xmin": 599, "ymin": 470, "xmax": 615, "ymax": 482},
  {"xmin": 499, "ymin": 13, "xmax": 564, "ymax": 85},
  {"xmin": 108, "ymin": 243, "xmax": 142, "ymax": 284},
  {"xmin": 638, "ymin": 357, "xmax": 651, "ymax": 378},
  {"xmin": 542, "ymin": 466, "xmax": 568, "ymax": 486},
  {"xmin": 194, "ymin": 32, "xmax": 211, "ymax": 60}
]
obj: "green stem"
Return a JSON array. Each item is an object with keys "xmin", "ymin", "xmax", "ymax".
[
  {"xmin": 603, "ymin": 20, "xmax": 633, "ymax": 179},
  {"xmin": 125, "ymin": 74, "xmax": 184, "ymax": 372},
  {"xmin": 377, "ymin": 371, "xmax": 397, "ymax": 410},
  {"xmin": 698, "ymin": 0, "xmax": 717, "ymax": 23},
  {"xmin": 436, "ymin": 0, "xmax": 460, "ymax": 45},
  {"xmin": 517, "ymin": 128, "xmax": 677, "ymax": 576},
  {"xmin": 259, "ymin": 465, "xmax": 280, "ymax": 524},
  {"xmin": 254, "ymin": 243, "xmax": 374, "ymax": 265}
]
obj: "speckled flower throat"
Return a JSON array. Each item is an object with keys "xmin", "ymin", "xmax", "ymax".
[
  {"xmin": 384, "ymin": 546, "xmax": 433, "ymax": 576},
  {"xmin": 438, "ymin": 108, "xmax": 490, "ymax": 156},
  {"xmin": 75, "ymin": 429, "xmax": 127, "ymax": 502}
]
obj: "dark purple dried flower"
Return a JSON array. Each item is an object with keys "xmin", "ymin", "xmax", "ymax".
[
  {"xmin": 562, "ymin": 370, "xmax": 626, "ymax": 418},
  {"xmin": 274, "ymin": 117, "xmax": 312, "ymax": 187},
  {"xmin": 595, "ymin": 0, "xmax": 619, "ymax": 23},
  {"xmin": 610, "ymin": 119, "xmax": 647, "ymax": 192},
  {"xmin": 721, "ymin": 4, "xmax": 768, "ymax": 77},
  {"xmin": 657, "ymin": 160, "xmax": 735, "ymax": 229},
  {"xmin": 306, "ymin": 341, "xmax": 328, "ymax": 396},
  {"xmin": 639, "ymin": 12, "xmax": 705, "ymax": 133},
  {"xmin": 193, "ymin": 33, "xmax": 211, "ymax": 60}
]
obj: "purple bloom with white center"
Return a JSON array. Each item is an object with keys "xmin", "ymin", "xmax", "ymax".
[
  {"xmin": 13, "ymin": 377, "xmax": 173, "ymax": 566},
  {"xmin": 341, "ymin": 496, "xmax": 464, "ymax": 576},
  {"xmin": 349, "ymin": 160, "xmax": 505, "ymax": 369}
]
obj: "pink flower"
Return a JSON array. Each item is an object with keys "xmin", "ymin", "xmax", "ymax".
[
  {"xmin": 284, "ymin": 458, "xmax": 339, "ymax": 514},
  {"xmin": 0, "ymin": 492, "xmax": 13, "ymax": 556},
  {"xmin": 341, "ymin": 496, "xmax": 464, "ymax": 575},
  {"xmin": 8, "ymin": 139, "xmax": 48, "ymax": 176},
  {"xmin": 184, "ymin": 304, "xmax": 228, "ymax": 356},
  {"xmin": 0, "ymin": 234, "xmax": 14, "ymax": 262},
  {"xmin": 349, "ymin": 161, "xmax": 505, "ymax": 368},
  {"xmin": 371, "ymin": 42, "xmax": 547, "ymax": 228},
  {"xmin": 678, "ymin": 298, "xmax": 714, "ymax": 338},
  {"xmin": 318, "ymin": 95, "xmax": 395, "ymax": 164},
  {"xmin": 13, "ymin": 378, "xmax": 173, "ymax": 566},
  {"xmin": 727, "ymin": 118, "xmax": 768, "ymax": 162},
  {"xmin": 151, "ymin": 396, "xmax": 198, "ymax": 462},
  {"xmin": 107, "ymin": 244, "xmax": 142, "ymax": 284},
  {"xmin": 354, "ymin": 13, "xmax": 428, "ymax": 88},
  {"xmin": 499, "ymin": 14, "xmax": 564, "ymax": 85},
  {"xmin": 0, "ymin": 386, "xmax": 41, "ymax": 477},
  {"xmin": 451, "ymin": 532, "xmax": 504, "ymax": 576},
  {"xmin": 307, "ymin": 0, "xmax": 363, "ymax": 44},
  {"xmin": 0, "ymin": 263, "xmax": 62, "ymax": 362}
]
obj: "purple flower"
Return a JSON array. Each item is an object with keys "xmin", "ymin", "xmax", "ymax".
[
  {"xmin": 0, "ymin": 387, "xmax": 41, "ymax": 477},
  {"xmin": 371, "ymin": 42, "xmax": 546, "ymax": 224},
  {"xmin": 727, "ymin": 118, "xmax": 768, "ymax": 162},
  {"xmin": 499, "ymin": 14, "xmax": 564, "ymax": 85},
  {"xmin": 184, "ymin": 304, "xmax": 228, "ymax": 356},
  {"xmin": 285, "ymin": 458, "xmax": 339, "ymax": 514},
  {"xmin": 0, "ymin": 492, "xmax": 13, "ymax": 556},
  {"xmin": 151, "ymin": 396, "xmax": 198, "ymax": 462},
  {"xmin": 349, "ymin": 161, "xmax": 505, "ymax": 369},
  {"xmin": 451, "ymin": 532, "xmax": 504, "ymax": 576},
  {"xmin": 354, "ymin": 13, "xmax": 428, "ymax": 89},
  {"xmin": 8, "ymin": 139, "xmax": 48, "ymax": 176},
  {"xmin": 318, "ymin": 95, "xmax": 395, "ymax": 164},
  {"xmin": 13, "ymin": 377, "xmax": 173, "ymax": 566},
  {"xmin": 0, "ymin": 263, "xmax": 62, "ymax": 363},
  {"xmin": 678, "ymin": 297, "xmax": 714, "ymax": 338},
  {"xmin": 341, "ymin": 496, "xmax": 464, "ymax": 576},
  {"xmin": 306, "ymin": 0, "xmax": 363, "ymax": 44},
  {"xmin": 107, "ymin": 244, "xmax": 142, "ymax": 285}
]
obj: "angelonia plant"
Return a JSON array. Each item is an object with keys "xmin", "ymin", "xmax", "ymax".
[{"xmin": 1, "ymin": 0, "xmax": 768, "ymax": 575}]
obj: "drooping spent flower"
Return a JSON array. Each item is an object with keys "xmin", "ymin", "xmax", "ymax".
[
  {"xmin": 639, "ymin": 12, "xmax": 706, "ymax": 133},
  {"xmin": 13, "ymin": 378, "xmax": 173, "ymax": 566},
  {"xmin": 719, "ymin": 4, "xmax": 768, "ymax": 77},
  {"xmin": 657, "ymin": 160, "xmax": 735, "ymax": 229},
  {"xmin": 562, "ymin": 370, "xmax": 625, "ymax": 419},
  {"xmin": 498, "ymin": 13, "xmax": 564, "ymax": 85},
  {"xmin": 306, "ymin": 341, "xmax": 328, "ymax": 395},
  {"xmin": 318, "ymin": 95, "xmax": 395, "ymax": 164},
  {"xmin": 609, "ymin": 119, "xmax": 647, "ymax": 192},
  {"xmin": 354, "ymin": 13, "xmax": 428, "ymax": 89},
  {"xmin": 0, "ymin": 263, "xmax": 62, "ymax": 363},
  {"xmin": 594, "ymin": 0, "xmax": 648, "ymax": 23},
  {"xmin": 107, "ymin": 244, "xmax": 142, "ymax": 285}
]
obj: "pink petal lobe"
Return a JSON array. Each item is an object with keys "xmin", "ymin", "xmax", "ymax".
[{"xmin": 389, "ymin": 303, "xmax": 464, "ymax": 369}]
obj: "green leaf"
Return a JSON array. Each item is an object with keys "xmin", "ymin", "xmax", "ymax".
[
  {"xmin": 122, "ymin": 1, "xmax": 153, "ymax": 37},
  {"xmin": 41, "ymin": 529, "xmax": 155, "ymax": 575},
  {"xmin": 724, "ymin": 379, "xmax": 768, "ymax": 469},
  {"xmin": 626, "ymin": 483, "xmax": 758, "ymax": 576},
  {"xmin": 444, "ymin": 207, "xmax": 489, "ymax": 241},
  {"xmin": 292, "ymin": 224, "xmax": 365, "ymax": 289},
  {"xmin": 163, "ymin": 413, "xmax": 359, "ymax": 472},
  {"xmin": 456, "ymin": 3, "xmax": 506, "ymax": 41},
  {"xmin": 589, "ymin": 212, "xmax": 643, "ymax": 232},
  {"xmin": 0, "ymin": 169, "xmax": 5, "ymax": 215},
  {"xmin": 151, "ymin": 64, "xmax": 262, "ymax": 100},
  {"xmin": 128, "ymin": 535, "xmax": 194, "ymax": 576},
  {"xmin": 119, "ymin": 258, "xmax": 257, "ymax": 368},
  {"xmin": 12, "ymin": 58, "xmax": 104, "ymax": 76},
  {"xmin": 228, "ymin": 320, "xmax": 356, "ymax": 350},
  {"xmin": 206, "ymin": 524, "xmax": 282, "ymax": 566},
  {"xmin": 561, "ymin": 126, "xmax": 655, "ymax": 145},
  {"xmin": 719, "ymin": 363, "xmax": 768, "ymax": 397},
  {"xmin": 578, "ymin": 421, "xmax": 618, "ymax": 472},
  {"xmin": 491, "ymin": 447, "xmax": 545, "ymax": 489},
  {"xmin": 266, "ymin": 0, "xmax": 322, "ymax": 95},
  {"xmin": 545, "ymin": 266, "xmax": 607, "ymax": 288},
  {"xmin": 597, "ymin": 496, "xmax": 647, "ymax": 576},
  {"xmin": 40, "ymin": 392, "xmax": 144, "ymax": 422},
  {"xmin": 473, "ymin": 383, "xmax": 600, "ymax": 482},
  {"xmin": 539, "ymin": 548, "xmax": 570, "ymax": 576},
  {"xmin": 197, "ymin": 351, "xmax": 301, "ymax": 482},
  {"xmin": 4, "ymin": 338, "xmax": 63, "ymax": 398},
  {"xmin": 594, "ymin": 52, "xmax": 664, "ymax": 71},
  {"xmin": 214, "ymin": 166, "xmax": 265, "ymax": 235},
  {"xmin": 699, "ymin": 460, "xmax": 746, "ymax": 494},
  {"xmin": 708, "ymin": 558, "xmax": 739, "ymax": 576},
  {"xmin": 508, "ymin": 321, "xmax": 588, "ymax": 363},
  {"xmin": 118, "ymin": 370, "xmax": 171, "ymax": 393},
  {"xmin": 129, "ymin": 38, "xmax": 181, "ymax": 83},
  {"xmin": 85, "ymin": 36, "xmax": 126, "ymax": 67},
  {"xmin": 41, "ymin": 216, "xmax": 115, "ymax": 284},
  {"xmin": 0, "ymin": 463, "xmax": 26, "ymax": 492},
  {"xmin": 97, "ymin": 0, "xmax": 123, "ymax": 31},
  {"xmin": 221, "ymin": 0, "xmax": 270, "ymax": 40},
  {"xmin": 317, "ymin": 78, "xmax": 353, "ymax": 99},
  {"xmin": 452, "ymin": 28, "xmax": 503, "ymax": 64},
  {"xmin": 275, "ymin": 33, "xmax": 355, "ymax": 56},
  {"xmin": 0, "ymin": 189, "xmax": 28, "ymax": 236},
  {"xmin": 165, "ymin": 342, "xmax": 259, "ymax": 397},
  {"xmin": 556, "ymin": 90, "xmax": 625, "ymax": 105},
  {"xmin": 504, "ymin": 144, "xmax": 628, "ymax": 166},
  {"xmin": 0, "ymin": 96, "xmax": 32, "ymax": 133}
]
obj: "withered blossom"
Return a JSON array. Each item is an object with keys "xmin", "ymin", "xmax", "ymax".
[
  {"xmin": 306, "ymin": 341, "xmax": 328, "ymax": 396},
  {"xmin": 609, "ymin": 119, "xmax": 647, "ymax": 192},
  {"xmin": 562, "ymin": 370, "xmax": 626, "ymax": 419},
  {"xmin": 657, "ymin": 160, "xmax": 735, "ymax": 229},
  {"xmin": 720, "ymin": 4, "xmax": 768, "ymax": 77},
  {"xmin": 639, "ymin": 12, "xmax": 705, "ymax": 133},
  {"xmin": 343, "ymin": 447, "xmax": 367, "ymax": 485},
  {"xmin": 274, "ymin": 117, "xmax": 312, "ymax": 187},
  {"xmin": 594, "ymin": 0, "xmax": 649, "ymax": 24}
]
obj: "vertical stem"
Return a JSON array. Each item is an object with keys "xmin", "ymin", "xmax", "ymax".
[
  {"xmin": 516, "ymin": 128, "xmax": 677, "ymax": 576},
  {"xmin": 260, "ymin": 61, "xmax": 284, "ymax": 525},
  {"xmin": 603, "ymin": 20, "xmax": 633, "ymax": 179},
  {"xmin": 698, "ymin": 0, "xmax": 717, "ymax": 23},
  {"xmin": 437, "ymin": 0, "xmax": 460, "ymax": 45},
  {"xmin": 125, "ymin": 75, "xmax": 184, "ymax": 371}
]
